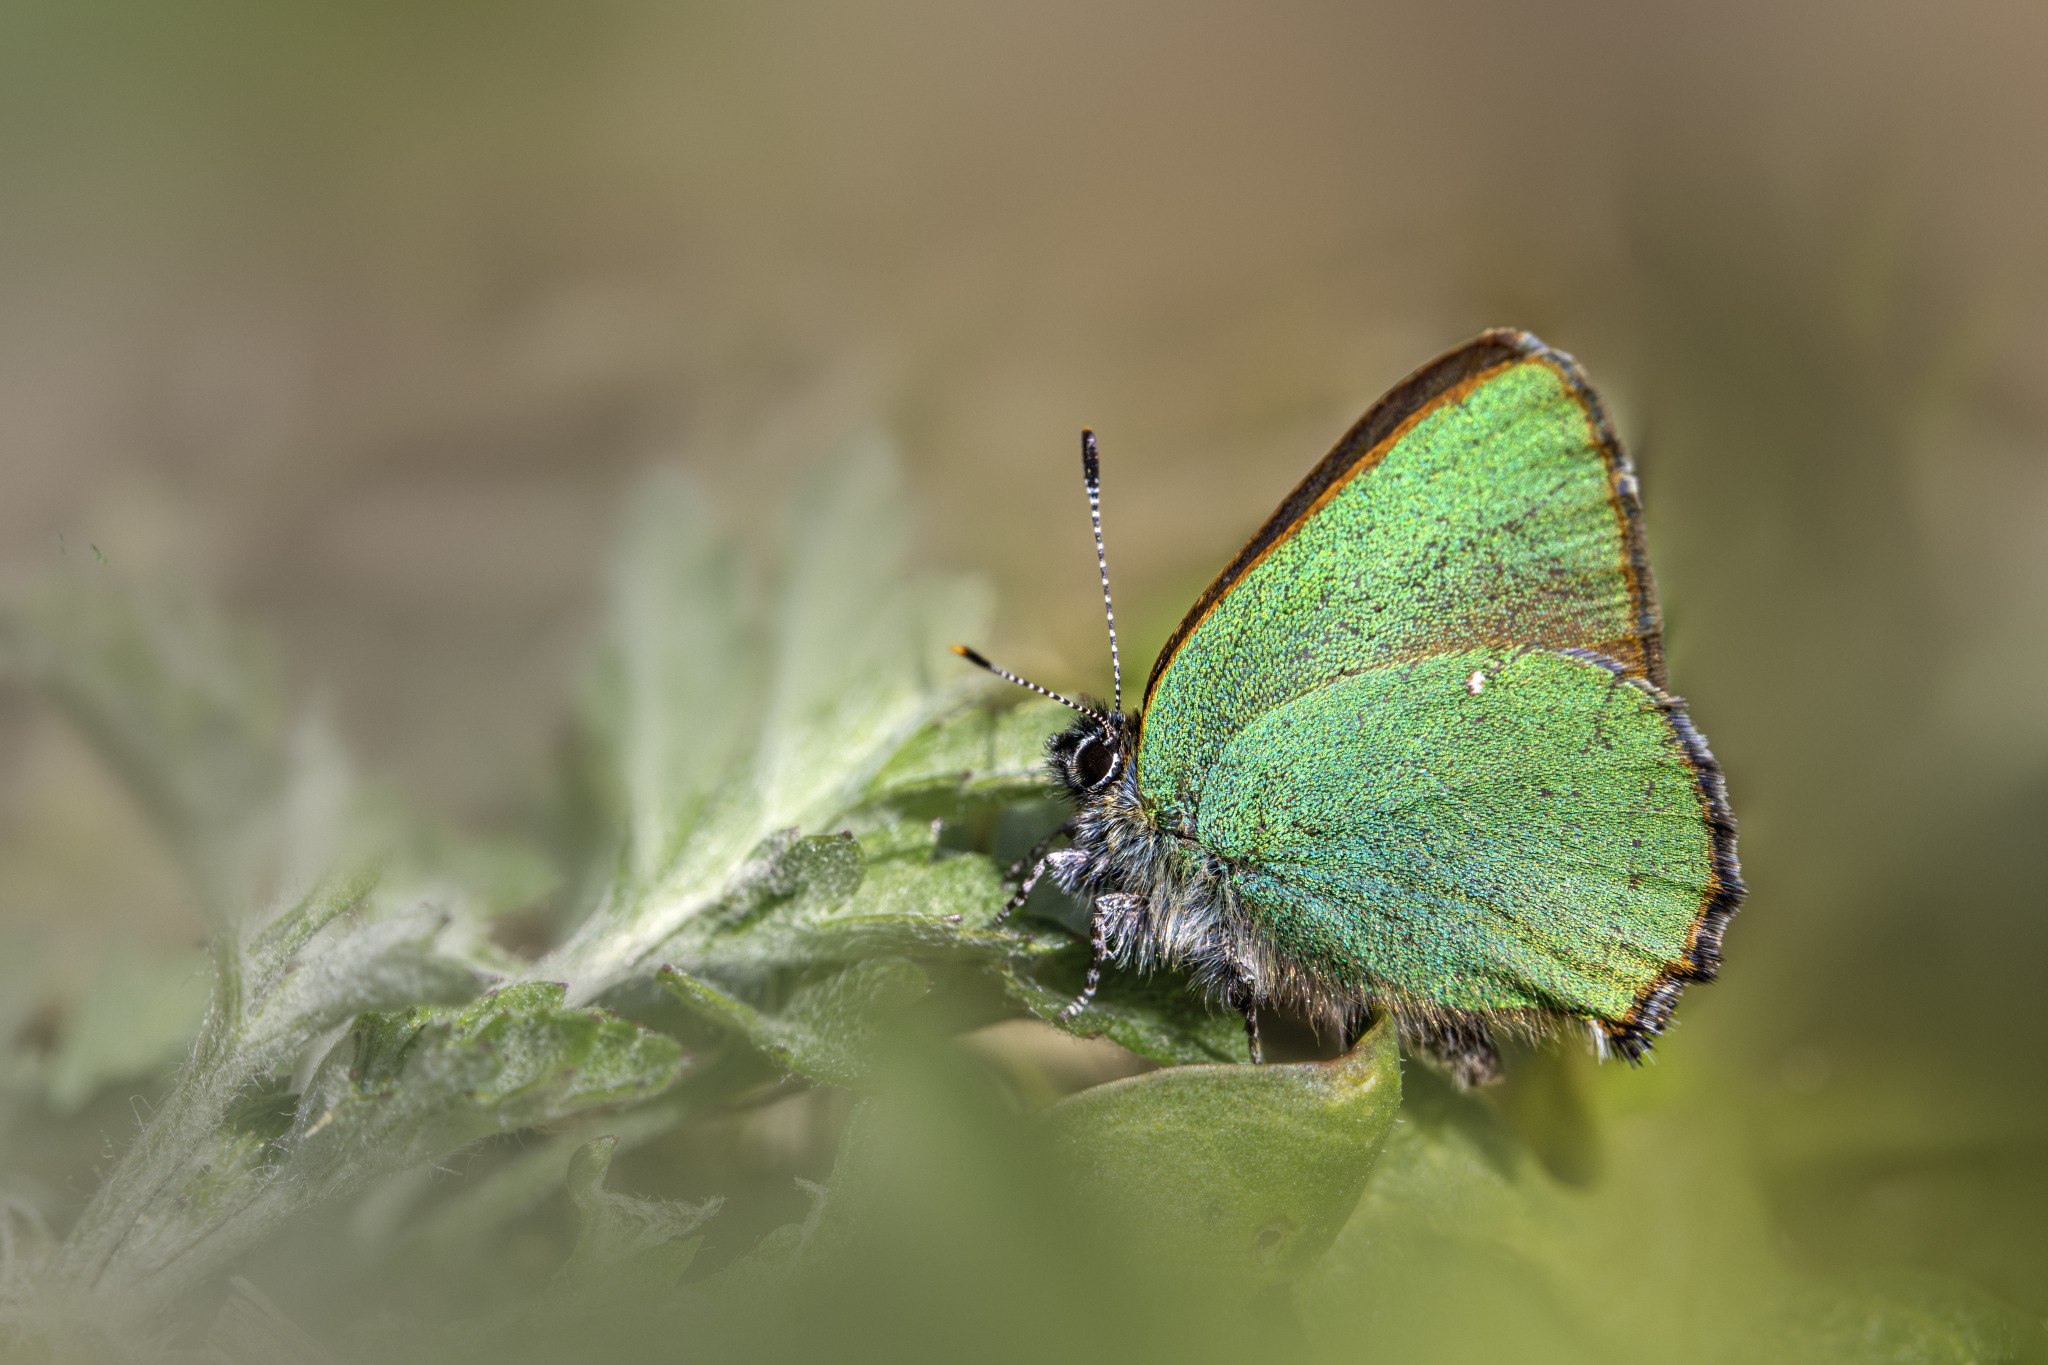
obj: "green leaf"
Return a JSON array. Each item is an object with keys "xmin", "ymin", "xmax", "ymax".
[
  {"xmin": 1003, "ymin": 943, "xmax": 1255, "ymax": 1067},
  {"xmin": 658, "ymin": 959, "xmax": 930, "ymax": 1088},
  {"xmin": 691, "ymin": 830, "xmax": 868, "ymax": 941},
  {"xmin": 1491, "ymin": 1034, "xmax": 1604, "ymax": 1187},
  {"xmin": 406, "ymin": 1094, "xmax": 702, "ymax": 1259},
  {"xmin": 295, "ymin": 983, "xmax": 686, "ymax": 1169},
  {"xmin": 1041, "ymin": 1009, "xmax": 1401, "ymax": 1292},
  {"xmin": 863, "ymin": 696, "xmax": 1069, "ymax": 806},
  {"xmin": 668, "ymin": 807, "xmax": 1258, "ymax": 1071},
  {"xmin": 1786, "ymin": 1273, "xmax": 2048, "ymax": 1364},
  {"xmin": 678, "ymin": 829, "xmax": 1018, "ymax": 976},
  {"xmin": 549, "ymin": 1136, "xmax": 719, "ymax": 1301}
]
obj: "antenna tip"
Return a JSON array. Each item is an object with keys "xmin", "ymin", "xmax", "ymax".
[
  {"xmin": 1081, "ymin": 429, "xmax": 1100, "ymax": 480},
  {"xmin": 951, "ymin": 643, "xmax": 992, "ymax": 668}
]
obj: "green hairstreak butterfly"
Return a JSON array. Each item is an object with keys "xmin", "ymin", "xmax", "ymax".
[{"xmin": 955, "ymin": 329, "xmax": 1741, "ymax": 1084}]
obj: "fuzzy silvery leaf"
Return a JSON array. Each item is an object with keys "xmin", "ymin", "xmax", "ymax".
[
  {"xmin": 581, "ymin": 466, "xmax": 760, "ymax": 898},
  {"xmin": 202, "ymin": 1277, "xmax": 334, "ymax": 1365},
  {"xmin": 676, "ymin": 1103, "xmax": 867, "ymax": 1319},
  {"xmin": 406, "ymin": 1093, "xmax": 702, "ymax": 1261},
  {"xmin": 687, "ymin": 830, "xmax": 869, "ymax": 946},
  {"xmin": 244, "ymin": 900, "xmax": 495, "ymax": 1056},
  {"xmin": 0, "ymin": 582, "xmax": 287, "ymax": 921},
  {"xmin": 293, "ymin": 983, "xmax": 685, "ymax": 1173},
  {"xmin": 660, "ymin": 805, "xmax": 1251, "ymax": 1071},
  {"xmin": 748, "ymin": 433, "xmax": 989, "ymax": 831},
  {"xmin": 43, "ymin": 984, "xmax": 683, "ymax": 1324},
  {"xmin": 8, "ymin": 580, "xmax": 543, "ymax": 1336},
  {"xmin": 543, "ymin": 434, "xmax": 988, "ymax": 1003}
]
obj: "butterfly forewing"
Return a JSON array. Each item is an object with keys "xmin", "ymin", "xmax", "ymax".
[{"xmin": 1137, "ymin": 333, "xmax": 1657, "ymax": 820}]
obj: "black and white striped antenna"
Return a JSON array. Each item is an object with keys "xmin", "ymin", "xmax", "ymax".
[
  {"xmin": 950, "ymin": 428, "xmax": 1127, "ymax": 721},
  {"xmin": 950, "ymin": 645, "xmax": 1103, "ymax": 720},
  {"xmin": 1080, "ymin": 429, "xmax": 1123, "ymax": 714}
]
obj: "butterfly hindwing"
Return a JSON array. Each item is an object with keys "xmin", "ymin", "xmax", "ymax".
[{"xmin": 1194, "ymin": 649, "xmax": 1719, "ymax": 1031}]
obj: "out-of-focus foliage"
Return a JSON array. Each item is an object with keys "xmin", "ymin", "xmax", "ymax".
[
  {"xmin": 39, "ymin": 947, "xmax": 208, "ymax": 1115},
  {"xmin": 1303, "ymin": 1066, "xmax": 2048, "ymax": 1365},
  {"xmin": 0, "ymin": 436, "xmax": 2040, "ymax": 1365},
  {"xmin": 1042, "ymin": 1010, "xmax": 1402, "ymax": 1291}
]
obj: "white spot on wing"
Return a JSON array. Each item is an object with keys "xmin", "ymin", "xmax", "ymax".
[{"xmin": 1466, "ymin": 670, "xmax": 1487, "ymax": 696}]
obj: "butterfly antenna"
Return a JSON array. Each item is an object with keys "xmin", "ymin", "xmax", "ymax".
[
  {"xmin": 951, "ymin": 645, "xmax": 1103, "ymax": 719},
  {"xmin": 1080, "ymin": 429, "xmax": 1123, "ymax": 714}
]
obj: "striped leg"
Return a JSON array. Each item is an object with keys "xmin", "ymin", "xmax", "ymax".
[
  {"xmin": 995, "ymin": 822, "xmax": 1072, "ymax": 925},
  {"xmin": 1053, "ymin": 894, "xmax": 1146, "ymax": 1024},
  {"xmin": 1055, "ymin": 906, "xmax": 1108, "ymax": 1024}
]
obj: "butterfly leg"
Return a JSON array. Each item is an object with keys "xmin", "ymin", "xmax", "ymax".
[
  {"xmin": 1403, "ymin": 1014, "xmax": 1503, "ymax": 1088},
  {"xmin": 1222, "ymin": 975, "xmax": 1262, "ymax": 1064},
  {"xmin": 1054, "ymin": 893, "xmax": 1141, "ymax": 1023},
  {"xmin": 1202, "ymin": 951, "xmax": 1266, "ymax": 1063},
  {"xmin": 1054, "ymin": 907, "xmax": 1108, "ymax": 1023},
  {"xmin": 995, "ymin": 821, "xmax": 1074, "ymax": 926}
]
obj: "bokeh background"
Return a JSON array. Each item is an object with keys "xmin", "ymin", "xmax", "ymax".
[{"xmin": 3, "ymin": 0, "xmax": 2046, "ymax": 1336}]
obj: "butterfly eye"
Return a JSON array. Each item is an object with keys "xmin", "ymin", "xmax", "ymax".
[{"xmin": 1072, "ymin": 737, "xmax": 1117, "ymax": 791}]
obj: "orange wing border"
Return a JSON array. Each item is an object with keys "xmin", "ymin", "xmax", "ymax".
[{"xmin": 1137, "ymin": 329, "xmax": 1667, "ymax": 716}]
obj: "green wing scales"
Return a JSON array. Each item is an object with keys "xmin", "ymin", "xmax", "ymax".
[
  {"xmin": 1135, "ymin": 331, "xmax": 1738, "ymax": 1043},
  {"xmin": 1196, "ymin": 649, "xmax": 1716, "ymax": 1024}
]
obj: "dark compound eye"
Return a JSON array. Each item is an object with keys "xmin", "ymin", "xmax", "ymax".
[{"xmin": 1072, "ymin": 736, "xmax": 1116, "ymax": 791}]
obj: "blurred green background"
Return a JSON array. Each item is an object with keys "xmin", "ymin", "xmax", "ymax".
[{"xmin": 1, "ymin": 0, "xmax": 2045, "ymax": 1357}]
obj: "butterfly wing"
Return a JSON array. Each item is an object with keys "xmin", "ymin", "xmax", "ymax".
[
  {"xmin": 1194, "ymin": 649, "xmax": 1731, "ymax": 1046},
  {"xmin": 1135, "ymin": 331, "xmax": 1738, "ymax": 1045},
  {"xmin": 1139, "ymin": 331, "xmax": 1659, "ymax": 816}
]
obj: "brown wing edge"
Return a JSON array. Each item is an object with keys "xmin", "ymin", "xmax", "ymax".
[
  {"xmin": 1139, "ymin": 327, "xmax": 1668, "ymax": 715},
  {"xmin": 1373, "ymin": 671, "xmax": 1743, "ymax": 1072},
  {"xmin": 1536, "ymin": 337, "xmax": 1669, "ymax": 690},
  {"xmin": 1599, "ymin": 685, "xmax": 1745, "ymax": 1063}
]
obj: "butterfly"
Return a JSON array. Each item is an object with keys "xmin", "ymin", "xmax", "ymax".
[{"xmin": 954, "ymin": 329, "xmax": 1742, "ymax": 1085}]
